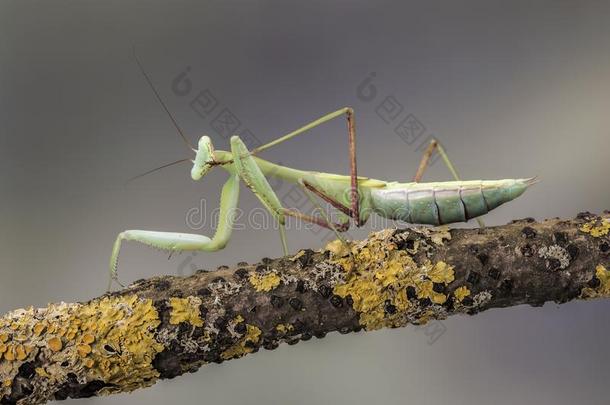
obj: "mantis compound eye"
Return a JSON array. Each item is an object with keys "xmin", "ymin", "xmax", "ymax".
[{"xmin": 191, "ymin": 135, "xmax": 216, "ymax": 180}]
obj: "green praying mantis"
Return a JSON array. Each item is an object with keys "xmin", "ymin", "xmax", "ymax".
[{"xmin": 108, "ymin": 55, "xmax": 537, "ymax": 291}]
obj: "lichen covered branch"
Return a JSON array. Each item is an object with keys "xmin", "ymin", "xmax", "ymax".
[{"xmin": 1, "ymin": 212, "xmax": 609, "ymax": 404}]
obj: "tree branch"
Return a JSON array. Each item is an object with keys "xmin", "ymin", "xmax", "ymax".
[{"xmin": 1, "ymin": 212, "xmax": 609, "ymax": 404}]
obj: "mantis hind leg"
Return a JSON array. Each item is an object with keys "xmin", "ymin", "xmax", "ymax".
[
  {"xmin": 108, "ymin": 173, "xmax": 240, "ymax": 291},
  {"xmin": 282, "ymin": 207, "xmax": 350, "ymax": 233},
  {"xmin": 297, "ymin": 179, "xmax": 350, "ymax": 246},
  {"xmin": 413, "ymin": 139, "xmax": 485, "ymax": 227},
  {"xmin": 293, "ymin": 179, "xmax": 357, "ymax": 267}
]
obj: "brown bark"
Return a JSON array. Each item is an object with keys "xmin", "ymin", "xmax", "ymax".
[{"xmin": 0, "ymin": 212, "xmax": 608, "ymax": 404}]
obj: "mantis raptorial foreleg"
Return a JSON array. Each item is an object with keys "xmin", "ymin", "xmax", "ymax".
[
  {"xmin": 230, "ymin": 136, "xmax": 289, "ymax": 256},
  {"xmin": 228, "ymin": 107, "xmax": 364, "ymax": 257},
  {"xmin": 413, "ymin": 139, "xmax": 485, "ymax": 227},
  {"xmin": 108, "ymin": 173, "xmax": 240, "ymax": 290},
  {"xmin": 252, "ymin": 107, "xmax": 362, "ymax": 225}
]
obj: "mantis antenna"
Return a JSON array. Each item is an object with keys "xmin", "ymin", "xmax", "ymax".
[
  {"xmin": 124, "ymin": 157, "xmax": 192, "ymax": 184},
  {"xmin": 132, "ymin": 46, "xmax": 195, "ymax": 151}
]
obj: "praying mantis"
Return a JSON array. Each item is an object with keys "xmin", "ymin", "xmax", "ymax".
[{"xmin": 108, "ymin": 55, "xmax": 537, "ymax": 291}]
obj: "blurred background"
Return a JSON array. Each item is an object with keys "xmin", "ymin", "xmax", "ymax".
[{"xmin": 1, "ymin": 1, "xmax": 609, "ymax": 404}]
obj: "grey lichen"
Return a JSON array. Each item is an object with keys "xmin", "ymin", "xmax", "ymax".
[{"xmin": 538, "ymin": 245, "xmax": 571, "ymax": 270}]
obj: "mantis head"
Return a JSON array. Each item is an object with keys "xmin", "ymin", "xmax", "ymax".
[{"xmin": 191, "ymin": 136, "xmax": 216, "ymax": 180}]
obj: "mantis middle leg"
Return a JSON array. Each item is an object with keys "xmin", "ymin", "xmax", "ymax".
[
  {"xmin": 252, "ymin": 107, "xmax": 363, "ymax": 225},
  {"xmin": 108, "ymin": 173, "xmax": 240, "ymax": 290}
]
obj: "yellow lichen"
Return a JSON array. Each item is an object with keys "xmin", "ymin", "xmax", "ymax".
[
  {"xmin": 169, "ymin": 296, "xmax": 204, "ymax": 327},
  {"xmin": 417, "ymin": 280, "xmax": 447, "ymax": 304},
  {"xmin": 416, "ymin": 309, "xmax": 435, "ymax": 325},
  {"xmin": 427, "ymin": 261, "xmax": 455, "ymax": 284},
  {"xmin": 82, "ymin": 333, "xmax": 95, "ymax": 345},
  {"xmin": 454, "ymin": 286, "xmax": 471, "ymax": 302},
  {"xmin": 275, "ymin": 324, "xmax": 294, "ymax": 334},
  {"xmin": 580, "ymin": 218, "xmax": 610, "ymax": 238},
  {"xmin": 77, "ymin": 343, "xmax": 92, "ymax": 357},
  {"xmin": 221, "ymin": 324, "xmax": 261, "ymax": 360},
  {"xmin": 47, "ymin": 337, "xmax": 62, "ymax": 352},
  {"xmin": 402, "ymin": 225, "xmax": 452, "ymax": 246},
  {"xmin": 428, "ymin": 225, "xmax": 452, "ymax": 246},
  {"xmin": 15, "ymin": 345, "xmax": 26, "ymax": 361},
  {"xmin": 4, "ymin": 346, "xmax": 14, "ymax": 361},
  {"xmin": 581, "ymin": 264, "xmax": 610, "ymax": 299},
  {"xmin": 249, "ymin": 271, "xmax": 281, "ymax": 292},
  {"xmin": 325, "ymin": 239, "xmax": 350, "ymax": 257},
  {"xmin": 35, "ymin": 367, "xmax": 50, "ymax": 378},
  {"xmin": 331, "ymin": 229, "xmax": 455, "ymax": 330},
  {"xmin": 71, "ymin": 295, "xmax": 164, "ymax": 393},
  {"xmin": 32, "ymin": 323, "xmax": 45, "ymax": 336},
  {"xmin": 0, "ymin": 295, "xmax": 165, "ymax": 398}
]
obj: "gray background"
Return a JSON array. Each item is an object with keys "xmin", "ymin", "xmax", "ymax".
[{"xmin": 2, "ymin": 1, "xmax": 610, "ymax": 404}]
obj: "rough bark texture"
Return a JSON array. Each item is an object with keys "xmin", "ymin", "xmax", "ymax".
[{"xmin": 1, "ymin": 212, "xmax": 609, "ymax": 404}]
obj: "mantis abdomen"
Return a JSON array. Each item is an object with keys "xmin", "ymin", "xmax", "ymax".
[{"xmin": 370, "ymin": 178, "xmax": 536, "ymax": 225}]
